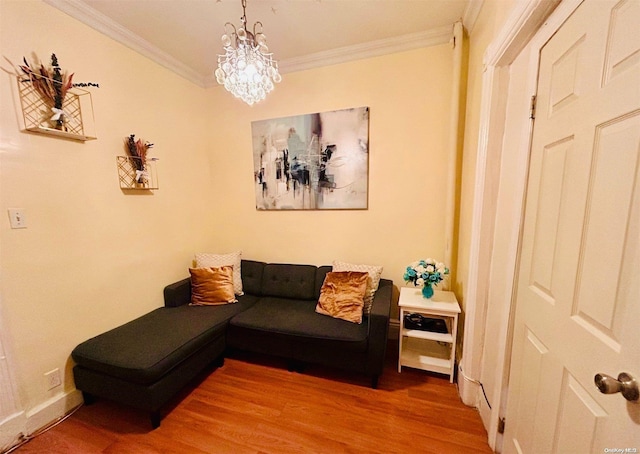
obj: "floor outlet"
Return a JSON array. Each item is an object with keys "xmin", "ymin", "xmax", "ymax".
[{"xmin": 45, "ymin": 368, "xmax": 61, "ymax": 390}]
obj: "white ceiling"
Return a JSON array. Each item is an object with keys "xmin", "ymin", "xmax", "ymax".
[{"xmin": 45, "ymin": 0, "xmax": 481, "ymax": 87}]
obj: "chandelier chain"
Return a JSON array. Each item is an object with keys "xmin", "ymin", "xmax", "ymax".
[
  {"xmin": 241, "ymin": 0, "xmax": 247, "ymax": 27},
  {"xmin": 215, "ymin": 0, "xmax": 281, "ymax": 105}
]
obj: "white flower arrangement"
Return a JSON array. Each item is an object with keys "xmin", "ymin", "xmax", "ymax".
[{"xmin": 404, "ymin": 258, "xmax": 449, "ymax": 288}]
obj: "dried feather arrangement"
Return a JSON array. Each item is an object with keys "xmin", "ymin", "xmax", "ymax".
[
  {"xmin": 125, "ymin": 134, "xmax": 154, "ymax": 183},
  {"xmin": 19, "ymin": 54, "xmax": 99, "ymax": 129}
]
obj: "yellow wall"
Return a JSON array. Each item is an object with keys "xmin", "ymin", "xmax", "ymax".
[
  {"xmin": 0, "ymin": 0, "xmax": 455, "ymax": 428},
  {"xmin": 0, "ymin": 0, "xmax": 215, "ymax": 419},
  {"xmin": 205, "ymin": 47, "xmax": 454, "ymax": 304}
]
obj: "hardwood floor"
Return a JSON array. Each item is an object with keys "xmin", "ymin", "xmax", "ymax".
[{"xmin": 14, "ymin": 342, "xmax": 492, "ymax": 453}]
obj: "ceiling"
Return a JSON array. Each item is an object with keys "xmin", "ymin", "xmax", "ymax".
[{"xmin": 45, "ymin": 0, "xmax": 481, "ymax": 87}]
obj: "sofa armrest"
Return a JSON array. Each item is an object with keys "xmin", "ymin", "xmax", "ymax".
[
  {"xmin": 366, "ymin": 278, "xmax": 392, "ymax": 377},
  {"xmin": 163, "ymin": 278, "xmax": 191, "ymax": 307}
]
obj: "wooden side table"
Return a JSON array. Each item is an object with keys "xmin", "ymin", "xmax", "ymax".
[{"xmin": 398, "ymin": 287, "xmax": 461, "ymax": 382}]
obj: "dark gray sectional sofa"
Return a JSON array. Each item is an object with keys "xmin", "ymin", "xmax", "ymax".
[{"xmin": 71, "ymin": 260, "xmax": 392, "ymax": 428}]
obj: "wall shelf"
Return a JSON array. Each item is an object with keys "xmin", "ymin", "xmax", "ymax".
[
  {"xmin": 116, "ymin": 156, "xmax": 158, "ymax": 190},
  {"xmin": 17, "ymin": 76, "xmax": 97, "ymax": 141}
]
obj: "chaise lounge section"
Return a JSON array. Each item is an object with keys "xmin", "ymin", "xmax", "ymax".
[{"xmin": 70, "ymin": 297, "xmax": 256, "ymax": 428}]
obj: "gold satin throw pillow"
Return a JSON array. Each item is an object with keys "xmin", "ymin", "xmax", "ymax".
[
  {"xmin": 189, "ymin": 266, "xmax": 237, "ymax": 306},
  {"xmin": 316, "ymin": 271, "xmax": 369, "ymax": 324}
]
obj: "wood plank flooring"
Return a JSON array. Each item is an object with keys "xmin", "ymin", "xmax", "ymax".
[{"xmin": 15, "ymin": 342, "xmax": 492, "ymax": 453}]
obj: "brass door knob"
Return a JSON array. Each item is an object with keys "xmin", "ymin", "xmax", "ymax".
[{"xmin": 594, "ymin": 372, "xmax": 639, "ymax": 402}]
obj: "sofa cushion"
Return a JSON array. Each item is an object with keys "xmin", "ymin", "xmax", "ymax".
[
  {"xmin": 72, "ymin": 297, "xmax": 258, "ymax": 385},
  {"xmin": 229, "ymin": 297, "xmax": 368, "ymax": 345},
  {"xmin": 261, "ymin": 264, "xmax": 318, "ymax": 300},
  {"xmin": 241, "ymin": 260, "xmax": 266, "ymax": 296},
  {"xmin": 189, "ymin": 266, "xmax": 237, "ymax": 305},
  {"xmin": 315, "ymin": 266, "xmax": 332, "ymax": 298}
]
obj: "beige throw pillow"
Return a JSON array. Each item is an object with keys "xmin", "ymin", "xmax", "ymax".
[
  {"xmin": 195, "ymin": 251, "xmax": 243, "ymax": 295},
  {"xmin": 315, "ymin": 271, "xmax": 369, "ymax": 324},
  {"xmin": 189, "ymin": 266, "xmax": 237, "ymax": 306},
  {"xmin": 332, "ymin": 260, "xmax": 383, "ymax": 314}
]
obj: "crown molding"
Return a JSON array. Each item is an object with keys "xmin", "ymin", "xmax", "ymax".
[
  {"xmin": 45, "ymin": 0, "xmax": 454, "ymax": 89},
  {"xmin": 44, "ymin": 0, "xmax": 208, "ymax": 87},
  {"xmin": 275, "ymin": 25, "xmax": 453, "ymax": 77},
  {"xmin": 462, "ymin": 0, "xmax": 484, "ymax": 34},
  {"xmin": 203, "ymin": 26, "xmax": 453, "ymax": 87}
]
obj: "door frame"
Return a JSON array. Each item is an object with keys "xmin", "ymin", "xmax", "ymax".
[
  {"xmin": 0, "ymin": 295, "xmax": 25, "ymax": 450},
  {"xmin": 458, "ymin": 0, "xmax": 584, "ymax": 450}
]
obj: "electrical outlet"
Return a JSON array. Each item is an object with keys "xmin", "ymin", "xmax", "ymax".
[
  {"xmin": 8, "ymin": 209, "xmax": 27, "ymax": 229},
  {"xmin": 45, "ymin": 368, "xmax": 61, "ymax": 390}
]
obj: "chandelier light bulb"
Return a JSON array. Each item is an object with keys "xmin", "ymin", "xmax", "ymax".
[{"xmin": 215, "ymin": 0, "xmax": 281, "ymax": 105}]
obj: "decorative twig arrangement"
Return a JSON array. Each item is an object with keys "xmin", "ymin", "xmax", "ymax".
[
  {"xmin": 19, "ymin": 53, "xmax": 98, "ymax": 130},
  {"xmin": 125, "ymin": 134, "xmax": 154, "ymax": 184}
]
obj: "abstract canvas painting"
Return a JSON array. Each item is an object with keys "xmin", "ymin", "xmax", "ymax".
[{"xmin": 251, "ymin": 106, "xmax": 369, "ymax": 210}]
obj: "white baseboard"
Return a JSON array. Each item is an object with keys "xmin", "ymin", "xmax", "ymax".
[
  {"xmin": 457, "ymin": 363, "xmax": 481, "ymax": 408},
  {"xmin": 25, "ymin": 389, "xmax": 83, "ymax": 434},
  {"xmin": 0, "ymin": 390, "xmax": 83, "ymax": 452},
  {"xmin": 478, "ymin": 391, "xmax": 492, "ymax": 429},
  {"xmin": 0, "ymin": 411, "xmax": 27, "ymax": 452}
]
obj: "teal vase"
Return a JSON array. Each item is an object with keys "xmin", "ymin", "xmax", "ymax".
[{"xmin": 422, "ymin": 284, "xmax": 434, "ymax": 299}]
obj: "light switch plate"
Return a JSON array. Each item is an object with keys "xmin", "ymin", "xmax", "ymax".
[{"xmin": 8, "ymin": 209, "xmax": 27, "ymax": 229}]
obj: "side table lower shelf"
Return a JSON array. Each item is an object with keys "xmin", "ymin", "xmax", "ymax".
[{"xmin": 399, "ymin": 337, "xmax": 452, "ymax": 376}]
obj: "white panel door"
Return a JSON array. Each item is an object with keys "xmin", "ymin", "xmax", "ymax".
[{"xmin": 504, "ymin": 0, "xmax": 640, "ymax": 452}]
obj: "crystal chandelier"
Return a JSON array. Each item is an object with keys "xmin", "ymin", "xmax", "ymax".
[{"xmin": 215, "ymin": 0, "xmax": 282, "ymax": 105}]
